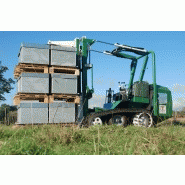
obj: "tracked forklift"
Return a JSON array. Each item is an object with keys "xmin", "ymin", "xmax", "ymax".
[{"xmin": 76, "ymin": 37, "xmax": 172, "ymax": 127}]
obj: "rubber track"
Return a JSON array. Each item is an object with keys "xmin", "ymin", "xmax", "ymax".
[{"xmin": 82, "ymin": 108, "xmax": 152, "ymax": 127}]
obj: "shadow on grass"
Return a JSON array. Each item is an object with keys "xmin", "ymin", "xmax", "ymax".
[
  {"xmin": 172, "ymin": 121, "xmax": 185, "ymax": 127},
  {"xmin": 156, "ymin": 118, "xmax": 185, "ymax": 128}
]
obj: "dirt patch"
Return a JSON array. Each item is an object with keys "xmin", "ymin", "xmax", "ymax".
[
  {"xmin": 168, "ymin": 117, "xmax": 185, "ymax": 123},
  {"xmin": 11, "ymin": 125, "xmax": 24, "ymax": 129},
  {"xmin": 174, "ymin": 118, "xmax": 185, "ymax": 122},
  {"xmin": 0, "ymin": 141, "xmax": 4, "ymax": 146}
]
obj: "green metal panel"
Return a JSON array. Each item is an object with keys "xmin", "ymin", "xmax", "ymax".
[
  {"xmin": 132, "ymin": 97, "xmax": 150, "ymax": 104},
  {"xmin": 95, "ymin": 107, "xmax": 105, "ymax": 112},
  {"xmin": 82, "ymin": 38, "xmax": 95, "ymax": 57},
  {"xmin": 110, "ymin": 100, "xmax": 122, "ymax": 109},
  {"xmin": 157, "ymin": 85, "xmax": 173, "ymax": 118},
  {"xmin": 115, "ymin": 52, "xmax": 137, "ymax": 60}
]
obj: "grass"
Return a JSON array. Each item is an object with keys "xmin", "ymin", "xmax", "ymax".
[{"xmin": 0, "ymin": 120, "xmax": 185, "ymax": 155}]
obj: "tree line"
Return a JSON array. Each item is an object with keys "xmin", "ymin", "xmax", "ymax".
[
  {"xmin": 173, "ymin": 107, "xmax": 185, "ymax": 118},
  {"xmin": 0, "ymin": 61, "xmax": 15, "ymax": 124}
]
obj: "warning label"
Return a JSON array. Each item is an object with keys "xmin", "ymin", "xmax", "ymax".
[{"xmin": 159, "ymin": 105, "xmax": 166, "ymax": 114}]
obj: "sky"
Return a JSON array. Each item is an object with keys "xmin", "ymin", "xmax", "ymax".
[{"xmin": 0, "ymin": 31, "xmax": 185, "ymax": 110}]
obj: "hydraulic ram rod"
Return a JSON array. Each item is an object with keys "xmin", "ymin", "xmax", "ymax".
[{"xmin": 114, "ymin": 43, "xmax": 149, "ymax": 55}]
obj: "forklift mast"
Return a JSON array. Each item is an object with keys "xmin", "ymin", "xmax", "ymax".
[{"xmin": 76, "ymin": 37, "xmax": 95, "ymax": 118}]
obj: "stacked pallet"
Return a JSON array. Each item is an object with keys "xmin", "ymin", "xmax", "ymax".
[{"xmin": 14, "ymin": 42, "xmax": 80, "ymax": 124}]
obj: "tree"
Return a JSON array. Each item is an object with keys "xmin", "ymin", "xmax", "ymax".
[
  {"xmin": 0, "ymin": 104, "xmax": 17, "ymax": 122},
  {"xmin": 0, "ymin": 61, "xmax": 15, "ymax": 101},
  {"xmin": 0, "ymin": 104, "xmax": 10, "ymax": 121}
]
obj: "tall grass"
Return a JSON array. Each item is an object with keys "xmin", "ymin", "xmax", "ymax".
[{"xmin": 0, "ymin": 121, "xmax": 185, "ymax": 155}]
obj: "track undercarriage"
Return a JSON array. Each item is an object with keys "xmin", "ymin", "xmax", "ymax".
[{"xmin": 82, "ymin": 108, "xmax": 154, "ymax": 128}]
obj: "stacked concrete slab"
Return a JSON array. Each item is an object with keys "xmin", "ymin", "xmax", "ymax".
[
  {"xmin": 17, "ymin": 101, "xmax": 48, "ymax": 124},
  {"xmin": 49, "ymin": 101, "xmax": 75, "ymax": 124},
  {"xmin": 51, "ymin": 74, "xmax": 77, "ymax": 94},
  {"xmin": 14, "ymin": 41, "xmax": 80, "ymax": 124},
  {"xmin": 50, "ymin": 45, "xmax": 76, "ymax": 67},
  {"xmin": 18, "ymin": 43, "xmax": 49, "ymax": 65},
  {"xmin": 17, "ymin": 73, "xmax": 49, "ymax": 94}
]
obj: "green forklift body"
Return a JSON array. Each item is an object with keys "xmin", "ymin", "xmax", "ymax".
[
  {"xmin": 78, "ymin": 38, "xmax": 173, "ymax": 121},
  {"xmin": 132, "ymin": 97, "xmax": 150, "ymax": 103}
]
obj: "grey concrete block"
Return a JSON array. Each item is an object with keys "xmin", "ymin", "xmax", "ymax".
[
  {"xmin": 18, "ymin": 43, "xmax": 49, "ymax": 65},
  {"xmin": 49, "ymin": 101, "xmax": 75, "ymax": 123},
  {"xmin": 51, "ymin": 74, "xmax": 77, "ymax": 94},
  {"xmin": 50, "ymin": 45, "xmax": 76, "ymax": 67},
  {"xmin": 17, "ymin": 102, "xmax": 48, "ymax": 124},
  {"xmin": 17, "ymin": 73, "xmax": 49, "ymax": 93}
]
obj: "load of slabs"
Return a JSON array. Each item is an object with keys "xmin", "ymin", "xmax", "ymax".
[{"xmin": 14, "ymin": 41, "xmax": 80, "ymax": 125}]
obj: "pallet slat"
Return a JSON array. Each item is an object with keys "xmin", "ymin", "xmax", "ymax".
[
  {"xmin": 49, "ymin": 66, "xmax": 79, "ymax": 75},
  {"xmin": 49, "ymin": 94, "xmax": 80, "ymax": 104},
  {"xmin": 14, "ymin": 63, "xmax": 49, "ymax": 78},
  {"xmin": 14, "ymin": 63, "xmax": 80, "ymax": 78},
  {"xmin": 14, "ymin": 93, "xmax": 49, "ymax": 105},
  {"xmin": 14, "ymin": 93, "xmax": 80, "ymax": 105}
]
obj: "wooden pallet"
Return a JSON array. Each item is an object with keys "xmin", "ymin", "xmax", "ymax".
[
  {"xmin": 14, "ymin": 63, "xmax": 49, "ymax": 78},
  {"xmin": 14, "ymin": 63, "xmax": 80, "ymax": 78},
  {"xmin": 14, "ymin": 93, "xmax": 49, "ymax": 105},
  {"xmin": 14, "ymin": 93, "xmax": 80, "ymax": 105},
  {"xmin": 49, "ymin": 66, "xmax": 80, "ymax": 75},
  {"xmin": 47, "ymin": 123, "xmax": 79, "ymax": 127},
  {"xmin": 49, "ymin": 94, "xmax": 80, "ymax": 104}
]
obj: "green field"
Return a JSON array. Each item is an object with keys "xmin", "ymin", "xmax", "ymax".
[{"xmin": 0, "ymin": 120, "xmax": 185, "ymax": 155}]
